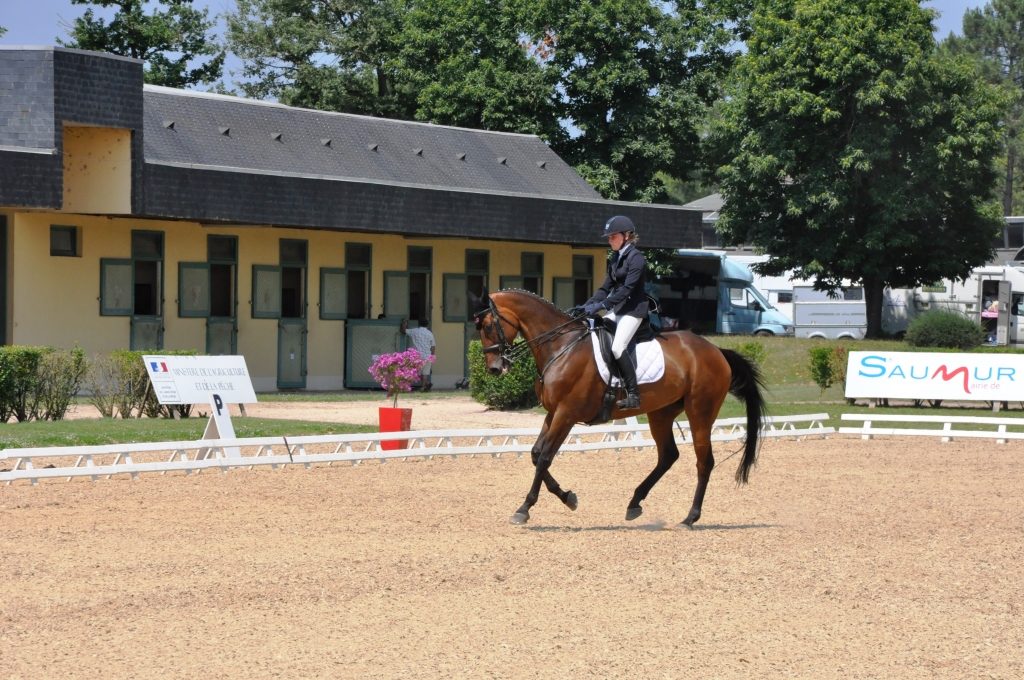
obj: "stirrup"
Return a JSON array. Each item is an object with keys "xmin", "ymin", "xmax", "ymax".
[{"xmin": 616, "ymin": 393, "xmax": 640, "ymax": 410}]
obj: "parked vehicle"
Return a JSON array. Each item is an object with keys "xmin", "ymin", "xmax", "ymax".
[
  {"xmin": 651, "ymin": 250, "xmax": 793, "ymax": 336},
  {"xmin": 891, "ymin": 265, "xmax": 1024, "ymax": 344},
  {"xmin": 792, "ymin": 286, "xmax": 867, "ymax": 339}
]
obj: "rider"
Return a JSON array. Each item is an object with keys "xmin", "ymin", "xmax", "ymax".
[{"xmin": 580, "ymin": 215, "xmax": 648, "ymax": 410}]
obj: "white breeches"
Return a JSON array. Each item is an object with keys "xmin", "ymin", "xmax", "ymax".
[{"xmin": 604, "ymin": 311, "xmax": 642, "ymax": 359}]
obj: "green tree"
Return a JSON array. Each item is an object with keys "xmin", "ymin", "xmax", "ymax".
[
  {"xmin": 59, "ymin": 0, "xmax": 224, "ymax": 88},
  {"xmin": 225, "ymin": 0, "xmax": 416, "ymax": 117},
  {"xmin": 526, "ymin": 0, "xmax": 743, "ymax": 201},
  {"xmin": 942, "ymin": 0, "xmax": 1024, "ymax": 215},
  {"xmin": 0, "ymin": 25, "xmax": 7, "ymax": 38},
  {"xmin": 225, "ymin": 1, "xmax": 743, "ymax": 201},
  {"xmin": 707, "ymin": 0, "xmax": 1006, "ymax": 338},
  {"xmin": 391, "ymin": 0, "xmax": 560, "ymax": 137}
]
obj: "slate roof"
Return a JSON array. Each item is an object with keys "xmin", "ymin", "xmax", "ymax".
[{"xmin": 143, "ymin": 86, "xmax": 601, "ymax": 201}]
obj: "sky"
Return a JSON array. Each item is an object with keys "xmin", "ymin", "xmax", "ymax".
[{"xmin": 0, "ymin": 0, "xmax": 990, "ymax": 87}]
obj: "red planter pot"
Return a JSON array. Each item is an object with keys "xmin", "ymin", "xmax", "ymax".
[{"xmin": 378, "ymin": 406, "xmax": 413, "ymax": 450}]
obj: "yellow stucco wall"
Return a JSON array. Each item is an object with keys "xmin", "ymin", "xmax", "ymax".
[
  {"xmin": 62, "ymin": 126, "xmax": 132, "ymax": 215},
  {"xmin": 7, "ymin": 211, "xmax": 604, "ymax": 391}
]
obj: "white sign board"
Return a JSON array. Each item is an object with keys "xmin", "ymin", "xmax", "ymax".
[
  {"xmin": 143, "ymin": 355, "xmax": 257, "ymax": 405},
  {"xmin": 845, "ymin": 351, "xmax": 1024, "ymax": 401}
]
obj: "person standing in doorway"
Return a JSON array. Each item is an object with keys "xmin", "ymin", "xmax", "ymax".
[{"xmin": 400, "ymin": 318, "xmax": 436, "ymax": 391}]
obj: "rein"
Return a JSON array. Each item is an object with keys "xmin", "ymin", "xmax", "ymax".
[{"xmin": 479, "ymin": 297, "xmax": 589, "ymax": 377}]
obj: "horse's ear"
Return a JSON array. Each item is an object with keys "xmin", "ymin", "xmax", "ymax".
[{"xmin": 468, "ymin": 289, "xmax": 489, "ymax": 329}]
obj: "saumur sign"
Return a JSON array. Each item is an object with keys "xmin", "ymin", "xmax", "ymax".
[{"xmin": 845, "ymin": 351, "xmax": 1024, "ymax": 401}]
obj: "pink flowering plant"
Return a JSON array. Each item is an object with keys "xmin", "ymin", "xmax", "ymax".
[{"xmin": 368, "ymin": 348, "xmax": 432, "ymax": 407}]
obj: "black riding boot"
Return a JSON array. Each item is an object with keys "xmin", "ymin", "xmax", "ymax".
[{"xmin": 615, "ymin": 354, "xmax": 641, "ymax": 410}]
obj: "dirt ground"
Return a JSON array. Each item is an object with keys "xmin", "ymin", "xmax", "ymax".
[{"xmin": 3, "ymin": 399, "xmax": 1023, "ymax": 679}]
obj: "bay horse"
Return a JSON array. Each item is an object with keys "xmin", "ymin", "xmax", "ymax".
[{"xmin": 474, "ymin": 290, "xmax": 767, "ymax": 527}]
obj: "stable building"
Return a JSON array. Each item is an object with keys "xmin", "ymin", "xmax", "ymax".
[{"xmin": 0, "ymin": 46, "xmax": 700, "ymax": 390}]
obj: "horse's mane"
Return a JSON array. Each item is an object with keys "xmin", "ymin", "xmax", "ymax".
[{"xmin": 495, "ymin": 288, "xmax": 568, "ymax": 316}]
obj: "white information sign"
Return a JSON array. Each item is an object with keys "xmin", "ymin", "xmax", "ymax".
[
  {"xmin": 144, "ymin": 355, "xmax": 257, "ymax": 405},
  {"xmin": 845, "ymin": 351, "xmax": 1024, "ymax": 401}
]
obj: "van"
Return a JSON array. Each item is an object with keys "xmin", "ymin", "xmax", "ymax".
[{"xmin": 652, "ymin": 250, "xmax": 794, "ymax": 336}]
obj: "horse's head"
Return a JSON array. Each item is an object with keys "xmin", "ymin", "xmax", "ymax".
[{"xmin": 472, "ymin": 293, "xmax": 520, "ymax": 375}]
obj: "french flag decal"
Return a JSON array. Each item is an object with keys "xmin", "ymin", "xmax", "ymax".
[{"xmin": 150, "ymin": 361, "xmax": 169, "ymax": 373}]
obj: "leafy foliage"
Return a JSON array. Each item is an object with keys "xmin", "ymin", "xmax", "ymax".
[
  {"xmin": 708, "ymin": 0, "xmax": 1007, "ymax": 338},
  {"xmin": 905, "ymin": 311, "xmax": 986, "ymax": 350},
  {"xmin": 526, "ymin": 0, "xmax": 743, "ymax": 201},
  {"xmin": 807, "ymin": 344, "xmax": 851, "ymax": 395},
  {"xmin": 735, "ymin": 340, "xmax": 767, "ymax": 368},
  {"xmin": 84, "ymin": 349, "xmax": 197, "ymax": 419},
  {"xmin": 808, "ymin": 346, "xmax": 835, "ymax": 393},
  {"xmin": 0, "ymin": 346, "xmax": 88, "ymax": 422},
  {"xmin": 467, "ymin": 340, "xmax": 539, "ymax": 411},
  {"xmin": 226, "ymin": 0, "xmax": 415, "ymax": 117},
  {"xmin": 60, "ymin": 0, "xmax": 225, "ymax": 88},
  {"xmin": 942, "ymin": 0, "xmax": 1024, "ymax": 215},
  {"xmin": 35, "ymin": 348, "xmax": 89, "ymax": 421},
  {"xmin": 0, "ymin": 346, "xmax": 50, "ymax": 422}
]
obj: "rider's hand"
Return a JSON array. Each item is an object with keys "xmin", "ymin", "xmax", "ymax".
[
  {"xmin": 567, "ymin": 306, "xmax": 585, "ymax": 317},
  {"xmin": 583, "ymin": 301, "xmax": 604, "ymax": 316}
]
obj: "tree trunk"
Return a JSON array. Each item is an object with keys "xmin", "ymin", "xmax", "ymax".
[
  {"xmin": 864, "ymin": 276, "xmax": 885, "ymax": 339},
  {"xmin": 1004, "ymin": 143, "xmax": 1016, "ymax": 217}
]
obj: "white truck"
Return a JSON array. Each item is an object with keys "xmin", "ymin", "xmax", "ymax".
[
  {"xmin": 650, "ymin": 250, "xmax": 794, "ymax": 336},
  {"xmin": 792, "ymin": 286, "xmax": 867, "ymax": 339},
  {"xmin": 888, "ymin": 264, "xmax": 1024, "ymax": 344}
]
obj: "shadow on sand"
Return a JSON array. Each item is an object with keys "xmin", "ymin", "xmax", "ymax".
[{"xmin": 523, "ymin": 521, "xmax": 778, "ymax": 533}]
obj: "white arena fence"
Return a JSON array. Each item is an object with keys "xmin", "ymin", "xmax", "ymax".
[
  {"xmin": 839, "ymin": 413, "xmax": 1024, "ymax": 444},
  {"xmin": 1, "ymin": 414, "xmax": 832, "ymax": 486}
]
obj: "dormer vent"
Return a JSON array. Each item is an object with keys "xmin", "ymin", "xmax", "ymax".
[
  {"xmin": 368, "ymin": 143, "xmax": 379, "ymax": 152},
  {"xmin": 413, "ymin": 148, "xmax": 423, "ymax": 156},
  {"xmin": 497, "ymin": 157, "xmax": 508, "ymax": 165},
  {"xmin": 271, "ymin": 132, "xmax": 283, "ymax": 142},
  {"xmin": 219, "ymin": 126, "xmax": 230, "ymax": 136},
  {"xmin": 320, "ymin": 138, "xmax": 332, "ymax": 147},
  {"xmin": 162, "ymin": 120, "xmax": 175, "ymax": 130},
  {"xmin": 536, "ymin": 161, "xmax": 547, "ymax": 169},
  {"xmin": 456, "ymin": 152, "xmax": 467, "ymax": 161}
]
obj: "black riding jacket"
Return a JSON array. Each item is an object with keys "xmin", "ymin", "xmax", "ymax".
[{"xmin": 587, "ymin": 245, "xmax": 649, "ymax": 318}]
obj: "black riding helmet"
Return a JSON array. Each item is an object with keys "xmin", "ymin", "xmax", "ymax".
[{"xmin": 602, "ymin": 215, "xmax": 635, "ymax": 238}]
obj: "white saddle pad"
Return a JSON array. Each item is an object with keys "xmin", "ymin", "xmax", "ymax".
[{"xmin": 590, "ymin": 334, "xmax": 665, "ymax": 387}]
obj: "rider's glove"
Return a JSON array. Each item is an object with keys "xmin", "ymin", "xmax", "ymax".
[
  {"xmin": 567, "ymin": 306, "xmax": 585, "ymax": 317},
  {"xmin": 583, "ymin": 301, "xmax": 604, "ymax": 316}
]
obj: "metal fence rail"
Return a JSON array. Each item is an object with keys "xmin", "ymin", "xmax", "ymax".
[
  {"xmin": 838, "ymin": 413, "xmax": 1024, "ymax": 443},
  {"xmin": 1, "ymin": 413, "xmax": 832, "ymax": 486}
]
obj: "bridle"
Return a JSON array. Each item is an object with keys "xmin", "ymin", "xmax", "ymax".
[
  {"xmin": 476, "ymin": 296, "xmax": 590, "ymax": 377},
  {"xmin": 477, "ymin": 297, "xmax": 519, "ymax": 368}
]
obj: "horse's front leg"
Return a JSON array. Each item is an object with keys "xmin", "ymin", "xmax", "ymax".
[{"xmin": 510, "ymin": 411, "xmax": 576, "ymax": 525}]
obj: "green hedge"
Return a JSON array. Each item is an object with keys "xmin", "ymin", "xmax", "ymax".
[
  {"xmin": 0, "ymin": 346, "xmax": 88, "ymax": 422},
  {"xmin": 905, "ymin": 310, "xmax": 985, "ymax": 350},
  {"xmin": 84, "ymin": 349, "xmax": 199, "ymax": 419},
  {"xmin": 467, "ymin": 339, "xmax": 539, "ymax": 410}
]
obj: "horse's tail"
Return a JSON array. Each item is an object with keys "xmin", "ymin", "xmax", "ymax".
[{"xmin": 720, "ymin": 349, "xmax": 768, "ymax": 485}]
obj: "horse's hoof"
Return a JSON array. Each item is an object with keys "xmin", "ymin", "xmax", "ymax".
[
  {"xmin": 510, "ymin": 512, "xmax": 530, "ymax": 525},
  {"xmin": 625, "ymin": 506, "xmax": 643, "ymax": 521},
  {"xmin": 681, "ymin": 515, "xmax": 699, "ymax": 529},
  {"xmin": 563, "ymin": 491, "xmax": 578, "ymax": 511}
]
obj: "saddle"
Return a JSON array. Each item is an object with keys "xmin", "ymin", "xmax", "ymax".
[{"xmin": 585, "ymin": 316, "xmax": 665, "ymax": 425}]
